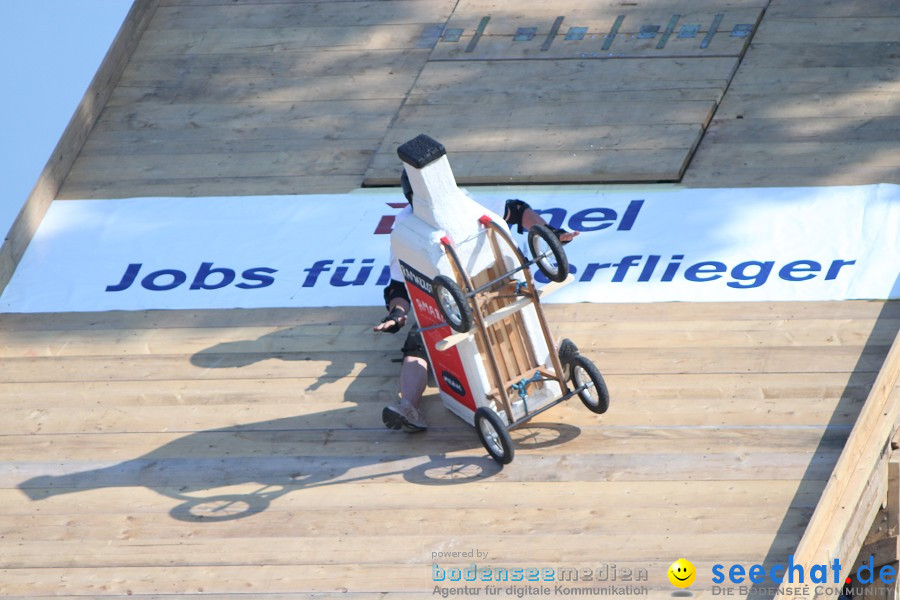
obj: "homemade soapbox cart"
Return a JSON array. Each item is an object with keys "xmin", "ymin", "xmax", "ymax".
[{"xmin": 392, "ymin": 134, "xmax": 610, "ymax": 464}]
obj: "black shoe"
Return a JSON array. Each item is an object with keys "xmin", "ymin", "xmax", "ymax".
[
  {"xmin": 382, "ymin": 404, "xmax": 427, "ymax": 433},
  {"xmin": 558, "ymin": 338, "xmax": 579, "ymax": 380}
]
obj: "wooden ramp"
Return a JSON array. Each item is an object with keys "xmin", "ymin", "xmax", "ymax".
[{"xmin": 2, "ymin": 300, "xmax": 897, "ymax": 596}]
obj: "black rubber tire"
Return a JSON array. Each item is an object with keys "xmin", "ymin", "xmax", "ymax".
[
  {"xmin": 475, "ymin": 407, "xmax": 515, "ymax": 464},
  {"xmin": 571, "ymin": 355, "xmax": 610, "ymax": 414},
  {"xmin": 432, "ymin": 274, "xmax": 473, "ymax": 333},
  {"xmin": 528, "ymin": 224, "xmax": 569, "ymax": 283}
]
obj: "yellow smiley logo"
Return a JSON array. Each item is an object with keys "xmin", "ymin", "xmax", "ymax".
[{"xmin": 668, "ymin": 558, "xmax": 696, "ymax": 588}]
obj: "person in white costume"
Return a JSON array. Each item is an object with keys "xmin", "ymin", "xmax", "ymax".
[{"xmin": 373, "ymin": 171, "xmax": 578, "ymax": 432}]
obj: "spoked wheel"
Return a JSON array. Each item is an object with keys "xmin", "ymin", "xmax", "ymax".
[
  {"xmin": 475, "ymin": 407, "xmax": 514, "ymax": 464},
  {"xmin": 432, "ymin": 275, "xmax": 473, "ymax": 333},
  {"xmin": 571, "ymin": 355, "xmax": 610, "ymax": 414},
  {"xmin": 528, "ymin": 224, "xmax": 569, "ymax": 283}
]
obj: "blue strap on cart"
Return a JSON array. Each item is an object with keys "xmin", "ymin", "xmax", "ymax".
[{"xmin": 510, "ymin": 371, "xmax": 544, "ymax": 414}]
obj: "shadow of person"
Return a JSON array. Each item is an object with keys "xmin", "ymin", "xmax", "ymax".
[
  {"xmin": 189, "ymin": 323, "xmax": 399, "ymax": 392},
  {"xmin": 18, "ymin": 323, "xmax": 581, "ymax": 522}
]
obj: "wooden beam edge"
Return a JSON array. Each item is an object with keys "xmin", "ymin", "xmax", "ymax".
[
  {"xmin": 779, "ymin": 330, "xmax": 900, "ymax": 600},
  {"xmin": 0, "ymin": 0, "xmax": 161, "ymax": 297}
]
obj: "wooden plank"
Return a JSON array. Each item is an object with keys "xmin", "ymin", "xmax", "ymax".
[
  {"xmin": 0, "ymin": 384, "xmax": 870, "ymax": 431},
  {"xmin": 376, "ymin": 124, "xmax": 706, "ymax": 155},
  {"xmin": 122, "ymin": 49, "xmax": 430, "ymax": 81},
  {"xmin": 79, "ymin": 125, "xmax": 389, "ymax": 153},
  {"xmin": 766, "ymin": 0, "xmax": 900, "ymax": 19},
  {"xmin": 370, "ymin": 148, "xmax": 695, "ymax": 184},
  {"xmin": 78, "ymin": 134, "xmax": 385, "ymax": 157},
  {"xmin": 367, "ymin": 70, "xmax": 717, "ymax": 182},
  {"xmin": 410, "ymin": 56, "xmax": 737, "ymax": 91},
  {"xmin": 8, "ymin": 452, "xmax": 840, "ymax": 493},
  {"xmin": 0, "ymin": 345, "xmax": 885, "ymax": 384},
  {"xmin": 405, "ymin": 87, "xmax": 725, "ymax": 106},
  {"xmin": 159, "ymin": 0, "xmax": 438, "ymax": 4},
  {"xmin": 1, "ymin": 301, "xmax": 893, "ymax": 332},
  {"xmin": 0, "ymin": 556, "xmax": 794, "ymax": 596},
  {"xmin": 57, "ymin": 175, "xmax": 364, "ymax": 200},
  {"xmin": 0, "ymin": 479, "xmax": 823, "ymax": 513},
  {"xmin": 91, "ymin": 99, "xmax": 402, "ymax": 131},
  {"xmin": 0, "ymin": 370, "xmax": 869, "ymax": 408},
  {"xmin": 378, "ymin": 99, "xmax": 719, "ymax": 126},
  {"xmin": 687, "ymin": 141, "xmax": 900, "ymax": 170},
  {"xmin": 148, "ymin": 1, "xmax": 457, "ymax": 30},
  {"xmin": 778, "ymin": 331, "xmax": 900, "ymax": 600},
  {"xmin": 852, "ymin": 459, "xmax": 900, "ymax": 571},
  {"xmin": 682, "ymin": 165, "xmax": 900, "ymax": 188},
  {"xmin": 0, "ymin": 0, "xmax": 160, "ymax": 298},
  {"xmin": 766, "ymin": 0, "xmax": 900, "ymax": 18},
  {"xmin": 727, "ymin": 66, "xmax": 900, "ymax": 94},
  {"xmin": 136, "ymin": 25, "xmax": 439, "ymax": 55},
  {"xmin": 716, "ymin": 92, "xmax": 900, "ymax": 120},
  {"xmin": 701, "ymin": 117, "xmax": 900, "ymax": 144},
  {"xmin": 742, "ymin": 42, "xmax": 900, "ymax": 69},
  {"xmin": 0, "ymin": 425, "xmax": 849, "ymax": 458},
  {"xmin": 0, "ymin": 505, "xmax": 810, "ymax": 544},
  {"xmin": 65, "ymin": 148, "xmax": 375, "ymax": 181},
  {"xmin": 451, "ymin": 0, "xmax": 768, "ymax": 11},
  {"xmin": 0, "ymin": 387, "xmax": 863, "ymax": 432},
  {"xmin": 438, "ymin": 7, "xmax": 763, "ymax": 33},
  {"xmin": 430, "ymin": 33, "xmax": 752, "ymax": 60},
  {"xmin": 108, "ymin": 72, "xmax": 421, "ymax": 106},
  {"xmin": 752, "ymin": 17, "xmax": 900, "ymax": 44}
]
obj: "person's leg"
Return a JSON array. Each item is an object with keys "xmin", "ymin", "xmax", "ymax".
[
  {"xmin": 383, "ymin": 328, "xmax": 430, "ymax": 432},
  {"xmin": 400, "ymin": 355, "xmax": 428, "ymax": 410}
]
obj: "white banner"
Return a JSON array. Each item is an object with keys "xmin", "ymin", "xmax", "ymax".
[{"xmin": 1, "ymin": 184, "xmax": 898, "ymax": 313}]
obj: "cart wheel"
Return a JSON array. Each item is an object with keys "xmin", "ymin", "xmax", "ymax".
[
  {"xmin": 528, "ymin": 224, "xmax": 569, "ymax": 283},
  {"xmin": 475, "ymin": 407, "xmax": 515, "ymax": 464},
  {"xmin": 432, "ymin": 275, "xmax": 473, "ymax": 333},
  {"xmin": 571, "ymin": 355, "xmax": 610, "ymax": 414}
]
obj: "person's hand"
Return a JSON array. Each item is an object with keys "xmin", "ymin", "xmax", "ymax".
[
  {"xmin": 373, "ymin": 307, "xmax": 407, "ymax": 333},
  {"xmin": 558, "ymin": 230, "xmax": 579, "ymax": 244},
  {"xmin": 550, "ymin": 227, "xmax": 579, "ymax": 245}
]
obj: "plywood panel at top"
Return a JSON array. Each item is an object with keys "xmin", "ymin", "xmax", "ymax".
[{"xmin": 363, "ymin": 57, "xmax": 734, "ymax": 184}]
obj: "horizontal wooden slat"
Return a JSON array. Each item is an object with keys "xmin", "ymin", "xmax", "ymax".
[
  {"xmin": 752, "ymin": 17, "xmax": 900, "ymax": 44},
  {"xmin": 682, "ymin": 165, "xmax": 900, "ymax": 188},
  {"xmin": 766, "ymin": 0, "xmax": 900, "ymax": 18},
  {"xmin": 58, "ymin": 175, "xmax": 364, "ymax": 200},
  {"xmin": 136, "ymin": 25, "xmax": 441, "ymax": 55},
  {"xmin": 149, "ymin": 1, "xmax": 456, "ymax": 30},
  {"xmin": 0, "ymin": 345, "xmax": 885, "ymax": 384},
  {"xmin": 0, "ymin": 318, "xmax": 894, "ymax": 358},
  {"xmin": 2, "ymin": 302, "xmax": 895, "ymax": 331}
]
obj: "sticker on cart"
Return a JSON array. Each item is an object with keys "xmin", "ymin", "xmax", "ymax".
[{"xmin": 399, "ymin": 261, "xmax": 476, "ymax": 411}]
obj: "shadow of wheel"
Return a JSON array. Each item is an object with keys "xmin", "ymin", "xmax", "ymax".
[
  {"xmin": 403, "ymin": 456, "xmax": 502, "ymax": 485},
  {"xmin": 170, "ymin": 493, "xmax": 272, "ymax": 522}
]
